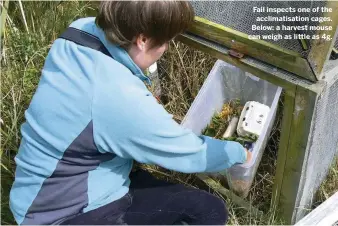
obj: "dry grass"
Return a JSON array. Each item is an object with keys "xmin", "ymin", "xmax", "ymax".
[
  {"xmin": 157, "ymin": 41, "xmax": 216, "ymax": 122},
  {"xmin": 1, "ymin": 2, "xmax": 97, "ymax": 224},
  {"xmin": 1, "ymin": 1, "xmax": 337, "ymax": 225},
  {"xmin": 314, "ymin": 158, "xmax": 338, "ymax": 207}
]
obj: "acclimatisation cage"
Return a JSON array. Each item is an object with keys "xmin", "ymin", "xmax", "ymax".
[
  {"xmin": 191, "ymin": 1, "xmax": 327, "ymax": 57},
  {"xmin": 188, "ymin": 1, "xmax": 337, "ymax": 81},
  {"xmin": 180, "ymin": 0, "xmax": 338, "ymax": 223}
]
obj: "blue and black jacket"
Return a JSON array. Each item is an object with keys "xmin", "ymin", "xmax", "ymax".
[{"xmin": 9, "ymin": 17, "xmax": 247, "ymax": 225}]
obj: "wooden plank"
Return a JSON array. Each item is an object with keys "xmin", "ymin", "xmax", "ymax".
[
  {"xmin": 176, "ymin": 34, "xmax": 309, "ymax": 90},
  {"xmin": 308, "ymin": 1, "xmax": 338, "ymax": 79},
  {"xmin": 276, "ymin": 86, "xmax": 317, "ymax": 224},
  {"xmin": 295, "ymin": 192, "xmax": 338, "ymax": 225},
  {"xmin": 271, "ymin": 88, "xmax": 296, "ymax": 215},
  {"xmin": 197, "ymin": 175, "xmax": 264, "ymax": 218},
  {"xmin": 187, "ymin": 17, "xmax": 317, "ymax": 82}
]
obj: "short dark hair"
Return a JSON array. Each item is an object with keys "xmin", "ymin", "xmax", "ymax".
[{"xmin": 95, "ymin": 1, "xmax": 195, "ymax": 49}]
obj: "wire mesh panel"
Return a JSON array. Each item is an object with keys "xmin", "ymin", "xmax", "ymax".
[
  {"xmin": 294, "ymin": 66, "xmax": 338, "ymax": 222},
  {"xmin": 324, "ymin": 59, "xmax": 338, "ymax": 73},
  {"xmin": 191, "ymin": 1, "xmax": 327, "ymax": 57}
]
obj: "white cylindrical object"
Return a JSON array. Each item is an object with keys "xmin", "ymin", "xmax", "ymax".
[
  {"xmin": 148, "ymin": 62, "xmax": 157, "ymax": 74},
  {"xmin": 147, "ymin": 62, "xmax": 161, "ymax": 97},
  {"xmin": 223, "ymin": 117, "xmax": 239, "ymax": 138}
]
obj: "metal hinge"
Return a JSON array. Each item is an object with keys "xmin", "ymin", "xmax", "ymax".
[{"xmin": 228, "ymin": 49, "xmax": 244, "ymax": 59}]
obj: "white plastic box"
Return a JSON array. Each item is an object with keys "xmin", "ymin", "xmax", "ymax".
[{"xmin": 181, "ymin": 60, "xmax": 282, "ymax": 198}]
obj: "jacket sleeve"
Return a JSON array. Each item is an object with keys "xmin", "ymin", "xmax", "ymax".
[{"xmin": 92, "ymin": 63, "xmax": 247, "ymax": 173}]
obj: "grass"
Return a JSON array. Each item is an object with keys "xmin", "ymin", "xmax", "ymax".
[
  {"xmin": 1, "ymin": 1, "xmax": 98, "ymax": 224},
  {"xmin": 314, "ymin": 158, "xmax": 338, "ymax": 207},
  {"xmin": 1, "ymin": 1, "xmax": 337, "ymax": 225},
  {"xmin": 157, "ymin": 40, "xmax": 216, "ymax": 122}
]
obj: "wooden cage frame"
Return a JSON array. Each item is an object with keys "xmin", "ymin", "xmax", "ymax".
[{"xmin": 176, "ymin": 1, "xmax": 338, "ymax": 223}]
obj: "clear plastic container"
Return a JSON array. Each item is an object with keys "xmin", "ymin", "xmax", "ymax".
[{"xmin": 181, "ymin": 60, "xmax": 282, "ymax": 197}]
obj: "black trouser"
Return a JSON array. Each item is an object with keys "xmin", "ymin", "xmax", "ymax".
[{"xmin": 61, "ymin": 169, "xmax": 228, "ymax": 225}]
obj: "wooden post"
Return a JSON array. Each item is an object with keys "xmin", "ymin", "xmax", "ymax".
[
  {"xmin": 271, "ymin": 88, "xmax": 296, "ymax": 213},
  {"xmin": 307, "ymin": 1, "xmax": 338, "ymax": 79},
  {"xmin": 272, "ymin": 86, "xmax": 318, "ymax": 224}
]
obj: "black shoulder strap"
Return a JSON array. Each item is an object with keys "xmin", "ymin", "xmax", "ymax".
[{"xmin": 59, "ymin": 27, "xmax": 113, "ymax": 58}]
